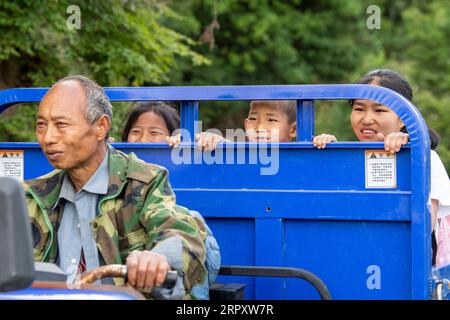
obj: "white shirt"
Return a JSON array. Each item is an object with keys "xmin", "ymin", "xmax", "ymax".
[{"xmin": 431, "ymin": 150, "xmax": 450, "ymax": 219}]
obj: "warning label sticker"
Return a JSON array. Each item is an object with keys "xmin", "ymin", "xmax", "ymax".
[
  {"xmin": 365, "ymin": 150, "xmax": 396, "ymax": 188},
  {"xmin": 0, "ymin": 150, "xmax": 24, "ymax": 180}
]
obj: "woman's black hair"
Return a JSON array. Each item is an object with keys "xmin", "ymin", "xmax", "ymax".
[
  {"xmin": 121, "ymin": 101, "xmax": 180, "ymax": 142},
  {"xmin": 400, "ymin": 126, "xmax": 441, "ymax": 150},
  {"xmin": 353, "ymin": 69, "xmax": 440, "ymax": 149}
]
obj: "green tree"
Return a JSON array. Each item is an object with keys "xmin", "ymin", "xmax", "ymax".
[
  {"xmin": 0, "ymin": 0, "xmax": 208, "ymax": 141},
  {"xmin": 400, "ymin": 1, "xmax": 450, "ymax": 169},
  {"xmin": 166, "ymin": 0, "xmax": 379, "ymax": 130},
  {"xmin": 166, "ymin": 0, "xmax": 450, "ymax": 170},
  {"xmin": 1, "ymin": 0, "xmax": 449, "ymax": 171}
]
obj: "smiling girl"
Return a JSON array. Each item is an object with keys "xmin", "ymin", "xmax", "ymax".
[
  {"xmin": 121, "ymin": 101, "xmax": 179, "ymax": 143},
  {"xmin": 313, "ymin": 69, "xmax": 450, "ymax": 266}
]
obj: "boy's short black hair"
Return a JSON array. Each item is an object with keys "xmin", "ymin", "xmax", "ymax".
[{"xmin": 250, "ymin": 100, "xmax": 296, "ymax": 124}]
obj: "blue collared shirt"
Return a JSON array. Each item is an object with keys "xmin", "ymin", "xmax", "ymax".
[{"xmin": 56, "ymin": 151, "xmax": 109, "ymax": 278}]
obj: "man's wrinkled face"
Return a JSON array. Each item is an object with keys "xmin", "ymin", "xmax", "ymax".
[{"xmin": 35, "ymin": 81, "xmax": 102, "ymax": 170}]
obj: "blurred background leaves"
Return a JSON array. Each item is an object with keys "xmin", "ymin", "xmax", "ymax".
[{"xmin": 0, "ymin": 0, "xmax": 449, "ymax": 169}]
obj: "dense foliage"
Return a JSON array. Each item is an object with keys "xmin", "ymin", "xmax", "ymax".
[
  {"xmin": 167, "ymin": 0, "xmax": 450, "ymax": 169},
  {"xmin": 0, "ymin": 0, "xmax": 209, "ymax": 140},
  {"xmin": 0, "ymin": 0, "xmax": 449, "ymax": 169}
]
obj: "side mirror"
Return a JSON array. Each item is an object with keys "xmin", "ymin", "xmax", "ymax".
[{"xmin": 0, "ymin": 177, "xmax": 34, "ymax": 292}]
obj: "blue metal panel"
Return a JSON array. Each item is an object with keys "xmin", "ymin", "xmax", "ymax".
[
  {"xmin": 175, "ymin": 189, "xmax": 411, "ymax": 221},
  {"xmin": 297, "ymin": 100, "xmax": 314, "ymax": 141},
  {"xmin": 207, "ymin": 218, "xmax": 255, "ymax": 300},
  {"xmin": 114, "ymin": 144, "xmax": 412, "ymax": 191},
  {"xmin": 0, "ymin": 143, "xmax": 412, "ymax": 191},
  {"xmin": 283, "ymin": 221, "xmax": 411, "ymax": 299},
  {"xmin": 180, "ymin": 101, "xmax": 199, "ymax": 140},
  {"xmin": 255, "ymin": 218, "xmax": 284, "ymax": 299},
  {"xmin": 0, "ymin": 84, "xmax": 431, "ymax": 299}
]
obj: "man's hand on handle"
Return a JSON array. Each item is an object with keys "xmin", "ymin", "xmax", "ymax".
[{"xmin": 126, "ymin": 250, "xmax": 171, "ymax": 292}]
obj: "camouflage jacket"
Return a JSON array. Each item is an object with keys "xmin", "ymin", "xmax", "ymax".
[{"xmin": 24, "ymin": 145, "xmax": 206, "ymax": 297}]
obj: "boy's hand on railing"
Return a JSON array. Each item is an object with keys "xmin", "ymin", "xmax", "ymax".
[
  {"xmin": 312, "ymin": 134, "xmax": 337, "ymax": 149},
  {"xmin": 379, "ymin": 132, "xmax": 409, "ymax": 154}
]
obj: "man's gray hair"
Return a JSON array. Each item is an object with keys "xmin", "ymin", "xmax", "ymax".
[{"xmin": 52, "ymin": 75, "xmax": 113, "ymax": 137}]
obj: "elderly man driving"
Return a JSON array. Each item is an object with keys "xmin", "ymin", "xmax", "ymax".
[{"xmin": 24, "ymin": 75, "xmax": 206, "ymax": 299}]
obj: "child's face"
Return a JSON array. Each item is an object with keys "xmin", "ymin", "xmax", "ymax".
[
  {"xmin": 244, "ymin": 102, "xmax": 296, "ymax": 142},
  {"xmin": 351, "ymin": 99, "xmax": 404, "ymax": 142},
  {"xmin": 127, "ymin": 111, "xmax": 170, "ymax": 143}
]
